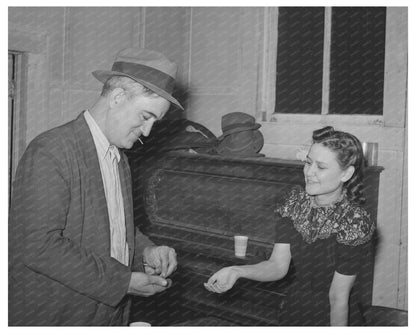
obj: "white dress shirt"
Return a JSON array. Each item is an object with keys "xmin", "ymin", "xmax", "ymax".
[{"xmin": 84, "ymin": 110, "xmax": 129, "ymax": 266}]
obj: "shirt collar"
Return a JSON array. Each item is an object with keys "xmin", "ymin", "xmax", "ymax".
[{"xmin": 84, "ymin": 110, "xmax": 120, "ymax": 163}]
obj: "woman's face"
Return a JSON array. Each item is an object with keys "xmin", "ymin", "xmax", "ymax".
[{"xmin": 303, "ymin": 143, "xmax": 352, "ymax": 205}]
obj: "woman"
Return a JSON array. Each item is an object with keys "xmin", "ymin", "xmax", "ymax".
[{"xmin": 204, "ymin": 126, "xmax": 375, "ymax": 326}]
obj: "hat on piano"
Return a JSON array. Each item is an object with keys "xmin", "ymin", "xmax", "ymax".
[
  {"xmin": 218, "ymin": 112, "xmax": 261, "ymax": 140},
  {"xmin": 216, "ymin": 129, "xmax": 264, "ymax": 158}
]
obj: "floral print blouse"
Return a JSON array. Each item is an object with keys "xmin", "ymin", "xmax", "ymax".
[{"xmin": 276, "ymin": 186, "xmax": 375, "ymax": 247}]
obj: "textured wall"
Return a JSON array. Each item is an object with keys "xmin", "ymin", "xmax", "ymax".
[{"xmin": 8, "ymin": 7, "xmax": 144, "ymax": 140}]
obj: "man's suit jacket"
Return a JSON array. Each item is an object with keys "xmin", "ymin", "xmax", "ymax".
[{"xmin": 9, "ymin": 112, "xmax": 154, "ymax": 326}]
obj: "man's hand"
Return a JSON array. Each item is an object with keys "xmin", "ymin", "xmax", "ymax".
[
  {"xmin": 143, "ymin": 246, "xmax": 177, "ymax": 278},
  {"xmin": 127, "ymin": 272, "xmax": 172, "ymax": 297}
]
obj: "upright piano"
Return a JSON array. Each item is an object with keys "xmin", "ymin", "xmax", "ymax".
[{"xmin": 126, "ymin": 151, "xmax": 383, "ymax": 326}]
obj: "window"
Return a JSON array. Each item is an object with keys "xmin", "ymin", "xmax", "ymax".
[
  {"xmin": 275, "ymin": 7, "xmax": 324, "ymax": 115},
  {"xmin": 274, "ymin": 7, "xmax": 386, "ymax": 116},
  {"xmin": 329, "ymin": 7, "xmax": 386, "ymax": 115}
]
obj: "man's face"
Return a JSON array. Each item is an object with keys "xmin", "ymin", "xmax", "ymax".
[{"xmin": 106, "ymin": 91, "xmax": 170, "ymax": 149}]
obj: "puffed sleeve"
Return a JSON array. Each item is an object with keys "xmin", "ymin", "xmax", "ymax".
[
  {"xmin": 335, "ymin": 205, "xmax": 375, "ymax": 275},
  {"xmin": 335, "ymin": 242, "xmax": 369, "ymax": 275}
]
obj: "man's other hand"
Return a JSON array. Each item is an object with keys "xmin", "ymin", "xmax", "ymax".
[{"xmin": 127, "ymin": 272, "xmax": 172, "ymax": 297}]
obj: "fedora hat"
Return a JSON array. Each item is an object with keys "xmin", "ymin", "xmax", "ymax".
[
  {"xmin": 161, "ymin": 121, "xmax": 217, "ymax": 152},
  {"xmin": 218, "ymin": 112, "xmax": 261, "ymax": 140},
  {"xmin": 217, "ymin": 129, "xmax": 265, "ymax": 158},
  {"xmin": 136, "ymin": 119, "xmax": 217, "ymax": 154},
  {"xmin": 92, "ymin": 48, "xmax": 183, "ymax": 110}
]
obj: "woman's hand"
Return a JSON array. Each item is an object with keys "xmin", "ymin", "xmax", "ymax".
[{"xmin": 204, "ymin": 266, "xmax": 239, "ymax": 293}]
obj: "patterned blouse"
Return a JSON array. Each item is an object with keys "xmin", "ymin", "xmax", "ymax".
[{"xmin": 276, "ymin": 186, "xmax": 375, "ymax": 247}]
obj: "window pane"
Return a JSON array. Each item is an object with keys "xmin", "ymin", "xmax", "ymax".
[
  {"xmin": 275, "ymin": 7, "xmax": 325, "ymax": 114},
  {"xmin": 329, "ymin": 7, "xmax": 386, "ymax": 115}
]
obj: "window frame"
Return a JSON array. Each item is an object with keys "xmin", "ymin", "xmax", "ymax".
[{"xmin": 258, "ymin": 7, "xmax": 397, "ymax": 128}]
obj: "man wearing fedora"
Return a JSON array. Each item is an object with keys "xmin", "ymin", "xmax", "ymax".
[{"xmin": 9, "ymin": 48, "xmax": 182, "ymax": 326}]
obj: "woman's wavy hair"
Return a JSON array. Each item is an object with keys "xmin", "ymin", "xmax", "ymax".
[{"xmin": 312, "ymin": 126, "xmax": 366, "ymax": 204}]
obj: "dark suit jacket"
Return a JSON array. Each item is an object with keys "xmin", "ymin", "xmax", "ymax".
[{"xmin": 9, "ymin": 112, "xmax": 154, "ymax": 326}]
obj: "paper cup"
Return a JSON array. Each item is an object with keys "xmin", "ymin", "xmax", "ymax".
[
  {"xmin": 129, "ymin": 321, "xmax": 151, "ymax": 326},
  {"xmin": 234, "ymin": 235, "xmax": 248, "ymax": 257}
]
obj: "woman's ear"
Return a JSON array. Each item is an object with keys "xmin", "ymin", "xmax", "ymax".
[{"xmin": 341, "ymin": 165, "xmax": 355, "ymax": 183}]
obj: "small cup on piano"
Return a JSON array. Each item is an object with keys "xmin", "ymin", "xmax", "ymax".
[{"xmin": 234, "ymin": 235, "xmax": 248, "ymax": 257}]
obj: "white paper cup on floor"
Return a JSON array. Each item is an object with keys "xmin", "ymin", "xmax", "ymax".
[
  {"xmin": 129, "ymin": 321, "xmax": 151, "ymax": 326},
  {"xmin": 234, "ymin": 235, "xmax": 248, "ymax": 257}
]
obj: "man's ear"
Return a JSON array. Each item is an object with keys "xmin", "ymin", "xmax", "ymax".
[
  {"xmin": 109, "ymin": 88, "xmax": 125, "ymax": 108},
  {"xmin": 341, "ymin": 165, "xmax": 355, "ymax": 183}
]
